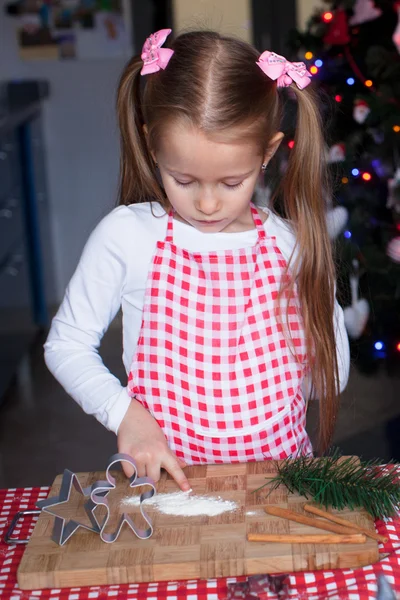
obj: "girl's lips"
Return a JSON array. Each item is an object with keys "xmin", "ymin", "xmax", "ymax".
[{"xmin": 195, "ymin": 219, "xmax": 223, "ymax": 224}]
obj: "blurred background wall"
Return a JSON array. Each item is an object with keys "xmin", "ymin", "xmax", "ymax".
[
  {"xmin": 172, "ymin": 0, "xmax": 252, "ymax": 41},
  {"xmin": 297, "ymin": 0, "xmax": 323, "ymax": 28},
  {"xmin": 0, "ymin": 0, "xmax": 133, "ymax": 301}
]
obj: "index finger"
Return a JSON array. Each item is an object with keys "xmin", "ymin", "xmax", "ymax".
[{"xmin": 162, "ymin": 453, "xmax": 191, "ymax": 492}]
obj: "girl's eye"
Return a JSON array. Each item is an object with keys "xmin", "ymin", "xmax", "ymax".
[
  {"xmin": 224, "ymin": 182, "xmax": 244, "ymax": 190},
  {"xmin": 174, "ymin": 180, "xmax": 193, "ymax": 187}
]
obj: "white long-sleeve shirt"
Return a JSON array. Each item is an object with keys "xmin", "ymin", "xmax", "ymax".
[{"xmin": 44, "ymin": 202, "xmax": 350, "ymax": 434}]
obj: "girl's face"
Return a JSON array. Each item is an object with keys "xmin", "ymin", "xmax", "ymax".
[{"xmin": 151, "ymin": 123, "xmax": 283, "ymax": 233}]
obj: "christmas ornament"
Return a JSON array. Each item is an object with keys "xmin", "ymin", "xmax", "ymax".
[
  {"xmin": 349, "ymin": 0, "xmax": 382, "ymax": 26},
  {"xmin": 255, "ymin": 449, "xmax": 400, "ymax": 519},
  {"xmin": 326, "ymin": 206, "xmax": 349, "ymax": 239},
  {"xmin": 353, "ymin": 98, "xmax": 371, "ymax": 124},
  {"xmin": 387, "ymin": 167, "xmax": 400, "ymax": 213},
  {"xmin": 327, "ymin": 142, "xmax": 346, "ymax": 163},
  {"xmin": 323, "ymin": 8, "xmax": 350, "ymax": 45},
  {"xmin": 393, "ymin": 2, "xmax": 400, "ymax": 53},
  {"xmin": 386, "ymin": 236, "xmax": 400, "ymax": 263},
  {"xmin": 344, "ymin": 260, "xmax": 370, "ymax": 339}
]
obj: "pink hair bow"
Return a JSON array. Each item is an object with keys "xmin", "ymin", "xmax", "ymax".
[
  {"xmin": 256, "ymin": 51, "xmax": 312, "ymax": 90},
  {"xmin": 141, "ymin": 29, "xmax": 174, "ymax": 75}
]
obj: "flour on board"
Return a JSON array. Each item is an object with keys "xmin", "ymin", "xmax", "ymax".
[{"xmin": 122, "ymin": 489, "xmax": 237, "ymax": 517}]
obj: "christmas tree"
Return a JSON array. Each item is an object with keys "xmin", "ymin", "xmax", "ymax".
[{"xmin": 286, "ymin": 0, "xmax": 400, "ymax": 375}]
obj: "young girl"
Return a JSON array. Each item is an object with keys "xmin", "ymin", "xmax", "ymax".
[{"xmin": 44, "ymin": 29, "xmax": 349, "ymax": 492}]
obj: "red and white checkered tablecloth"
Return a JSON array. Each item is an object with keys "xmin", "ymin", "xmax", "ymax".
[{"xmin": 1, "ymin": 486, "xmax": 400, "ymax": 600}]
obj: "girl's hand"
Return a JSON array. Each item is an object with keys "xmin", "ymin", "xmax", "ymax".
[{"xmin": 117, "ymin": 398, "xmax": 191, "ymax": 491}]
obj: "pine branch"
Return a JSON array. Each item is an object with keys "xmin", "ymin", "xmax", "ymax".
[{"xmin": 255, "ymin": 450, "xmax": 400, "ymax": 519}]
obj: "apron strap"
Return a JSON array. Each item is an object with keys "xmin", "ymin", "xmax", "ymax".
[
  {"xmin": 250, "ymin": 203, "xmax": 267, "ymax": 240},
  {"xmin": 166, "ymin": 210, "xmax": 174, "ymax": 243}
]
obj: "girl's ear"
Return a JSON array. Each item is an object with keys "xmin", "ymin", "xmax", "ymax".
[
  {"xmin": 143, "ymin": 124, "xmax": 157, "ymax": 164},
  {"xmin": 263, "ymin": 131, "xmax": 284, "ymax": 164}
]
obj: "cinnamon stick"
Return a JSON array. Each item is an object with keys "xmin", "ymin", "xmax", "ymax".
[
  {"xmin": 247, "ymin": 533, "xmax": 366, "ymax": 544},
  {"xmin": 264, "ymin": 505, "xmax": 358, "ymax": 535},
  {"xmin": 303, "ymin": 504, "xmax": 388, "ymax": 544}
]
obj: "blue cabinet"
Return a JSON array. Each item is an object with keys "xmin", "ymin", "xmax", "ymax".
[{"xmin": 0, "ymin": 93, "xmax": 54, "ymax": 399}]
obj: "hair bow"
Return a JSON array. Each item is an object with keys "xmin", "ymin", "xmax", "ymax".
[
  {"xmin": 141, "ymin": 29, "xmax": 174, "ymax": 75},
  {"xmin": 256, "ymin": 51, "xmax": 312, "ymax": 90}
]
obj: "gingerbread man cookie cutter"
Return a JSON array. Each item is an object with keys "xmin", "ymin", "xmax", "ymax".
[{"xmin": 90, "ymin": 453, "xmax": 156, "ymax": 543}]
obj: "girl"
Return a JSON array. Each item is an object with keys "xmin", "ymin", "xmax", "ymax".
[{"xmin": 44, "ymin": 29, "xmax": 350, "ymax": 492}]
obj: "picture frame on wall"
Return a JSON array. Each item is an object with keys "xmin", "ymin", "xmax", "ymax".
[{"xmin": 6, "ymin": 0, "xmax": 132, "ymax": 60}]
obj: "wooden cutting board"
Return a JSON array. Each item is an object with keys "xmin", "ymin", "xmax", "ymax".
[{"xmin": 18, "ymin": 460, "xmax": 379, "ymax": 589}]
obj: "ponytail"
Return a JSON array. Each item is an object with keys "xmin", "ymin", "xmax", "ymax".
[
  {"xmin": 278, "ymin": 85, "xmax": 340, "ymax": 454},
  {"xmin": 116, "ymin": 55, "xmax": 167, "ymax": 207}
]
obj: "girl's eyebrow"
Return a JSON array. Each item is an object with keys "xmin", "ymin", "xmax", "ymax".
[{"xmin": 166, "ymin": 168, "xmax": 255, "ymax": 179}]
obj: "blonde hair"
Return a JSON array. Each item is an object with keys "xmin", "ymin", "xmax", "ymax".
[{"xmin": 116, "ymin": 30, "xmax": 340, "ymax": 453}]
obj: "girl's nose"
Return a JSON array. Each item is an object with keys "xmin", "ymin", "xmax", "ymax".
[{"xmin": 196, "ymin": 191, "xmax": 221, "ymax": 216}]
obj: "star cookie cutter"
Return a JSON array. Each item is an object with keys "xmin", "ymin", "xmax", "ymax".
[
  {"xmin": 90, "ymin": 453, "xmax": 156, "ymax": 543},
  {"xmin": 36, "ymin": 469, "xmax": 102, "ymax": 545}
]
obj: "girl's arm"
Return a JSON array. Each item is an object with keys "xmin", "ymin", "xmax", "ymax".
[
  {"xmin": 44, "ymin": 211, "xmax": 131, "ymax": 434},
  {"xmin": 44, "ymin": 209, "xmax": 191, "ymax": 490}
]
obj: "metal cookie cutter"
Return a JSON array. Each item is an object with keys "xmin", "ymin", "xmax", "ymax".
[
  {"xmin": 90, "ymin": 453, "xmax": 156, "ymax": 543},
  {"xmin": 4, "ymin": 510, "xmax": 41, "ymax": 545},
  {"xmin": 36, "ymin": 470, "xmax": 103, "ymax": 545}
]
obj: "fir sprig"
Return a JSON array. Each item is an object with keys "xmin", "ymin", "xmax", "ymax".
[{"xmin": 256, "ymin": 450, "xmax": 400, "ymax": 519}]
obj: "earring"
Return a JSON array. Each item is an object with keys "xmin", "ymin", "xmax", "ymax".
[{"xmin": 261, "ymin": 163, "xmax": 267, "ymax": 171}]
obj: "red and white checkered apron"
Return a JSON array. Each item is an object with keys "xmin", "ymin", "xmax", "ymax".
[{"xmin": 128, "ymin": 204, "xmax": 312, "ymax": 464}]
